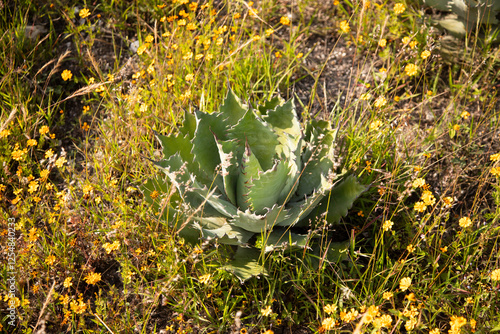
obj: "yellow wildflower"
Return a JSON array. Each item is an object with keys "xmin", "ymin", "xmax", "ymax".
[
  {"xmin": 373, "ymin": 314, "xmax": 392, "ymax": 328},
  {"xmin": 322, "ymin": 317, "xmax": 335, "ymax": 330},
  {"xmin": 421, "ymin": 50, "xmax": 431, "ymax": 59},
  {"xmin": 374, "ymin": 96, "xmax": 387, "ymax": 108},
  {"xmin": 137, "ymin": 43, "xmax": 149, "ymax": 55},
  {"xmin": 412, "ymin": 178, "xmax": 425, "ymax": 188},
  {"xmin": 394, "ymin": 3, "xmax": 406, "ymax": 14},
  {"xmin": 45, "ymin": 148, "xmax": 54, "ymax": 159},
  {"xmin": 27, "ymin": 139, "xmax": 37, "ymax": 147},
  {"xmin": 490, "ymin": 153, "xmax": 500, "ymax": 161},
  {"xmin": 261, "ymin": 305, "xmax": 272, "ymax": 316},
  {"xmin": 491, "ymin": 268, "xmax": 500, "ymax": 281},
  {"xmin": 340, "ymin": 308, "xmax": 358, "ymax": 323},
  {"xmin": 61, "ymin": 69, "xmax": 72, "ymax": 81},
  {"xmin": 399, "ymin": 277, "xmax": 412, "ymax": 291},
  {"xmin": 39, "ymin": 125, "xmax": 49, "ymax": 135},
  {"xmin": 379, "ymin": 38, "xmax": 387, "ymax": 47},
  {"xmin": 421, "ymin": 190, "xmax": 436, "ymax": 206},
  {"xmin": 63, "ymin": 277, "xmax": 73, "ymax": 288},
  {"xmin": 491, "ymin": 167, "xmax": 500, "ymax": 176},
  {"xmin": 280, "ymin": 16, "xmax": 291, "ymax": 26},
  {"xmin": 84, "ymin": 272, "xmax": 101, "ymax": 285},
  {"xmin": 383, "ymin": 291, "xmax": 393, "ymax": 300},
  {"xmin": 382, "ymin": 220, "xmax": 394, "ymax": 231},
  {"xmin": 324, "ymin": 304, "xmax": 337, "ymax": 314},
  {"xmin": 459, "ymin": 217, "xmax": 472, "ymax": 228},
  {"xmin": 55, "ymin": 156, "xmax": 67, "ymax": 168},
  {"xmin": 79, "ymin": 8, "xmax": 90, "ymax": 19},
  {"xmin": 45, "ymin": 254, "xmax": 56, "ymax": 265},
  {"xmin": 404, "ymin": 64, "xmax": 418, "ymax": 76},
  {"xmin": 339, "ymin": 20, "xmax": 350, "ymax": 33}
]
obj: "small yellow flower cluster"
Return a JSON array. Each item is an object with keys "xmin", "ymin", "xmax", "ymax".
[
  {"xmin": 374, "ymin": 96, "xmax": 387, "ymax": 108},
  {"xmin": 280, "ymin": 16, "xmax": 291, "ymax": 26},
  {"xmin": 321, "ymin": 317, "xmax": 336, "ymax": 330},
  {"xmin": 393, "ymin": 3, "xmax": 406, "ymax": 14},
  {"xmin": 491, "ymin": 268, "xmax": 500, "ymax": 281},
  {"xmin": 61, "ymin": 69, "xmax": 72, "ymax": 81},
  {"xmin": 382, "ymin": 220, "xmax": 394, "ymax": 231},
  {"xmin": 84, "ymin": 272, "xmax": 101, "ymax": 285},
  {"xmin": 448, "ymin": 316, "xmax": 467, "ymax": 334},
  {"xmin": 339, "ymin": 20, "xmax": 350, "ymax": 33},
  {"xmin": 399, "ymin": 277, "xmax": 412, "ymax": 291},
  {"xmin": 421, "ymin": 50, "xmax": 431, "ymax": 59},
  {"xmin": 458, "ymin": 217, "xmax": 472, "ymax": 228},
  {"xmin": 340, "ymin": 308, "xmax": 358, "ymax": 323},
  {"xmin": 199, "ymin": 273, "xmax": 211, "ymax": 285},
  {"xmin": 70, "ymin": 294, "xmax": 87, "ymax": 314},
  {"xmin": 260, "ymin": 305, "xmax": 272, "ymax": 316},
  {"xmin": 103, "ymin": 240, "xmax": 121, "ymax": 254},
  {"xmin": 404, "ymin": 63, "xmax": 418, "ymax": 76},
  {"xmin": 79, "ymin": 8, "xmax": 90, "ymax": 19}
]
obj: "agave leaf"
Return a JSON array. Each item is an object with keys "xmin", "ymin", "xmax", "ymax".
[
  {"xmin": 325, "ymin": 175, "xmax": 367, "ymax": 223},
  {"xmin": 222, "ymin": 247, "xmax": 266, "ymax": 283},
  {"xmin": 230, "ymin": 204, "xmax": 289, "ymax": 233},
  {"xmin": 245, "ymin": 159, "xmax": 289, "ymax": 214},
  {"xmin": 153, "ymin": 153, "xmax": 191, "ymax": 187},
  {"xmin": 259, "ymin": 228, "xmax": 310, "ymax": 252},
  {"xmin": 278, "ymin": 174, "xmax": 334, "ymax": 227},
  {"xmin": 219, "ymin": 88, "xmax": 248, "ymax": 126},
  {"xmin": 257, "ymin": 96, "xmax": 284, "ymax": 116},
  {"xmin": 215, "ymin": 138, "xmax": 243, "ymax": 205},
  {"xmin": 179, "ymin": 109, "xmax": 197, "ymax": 139},
  {"xmin": 194, "ymin": 218, "xmax": 253, "ymax": 245},
  {"xmin": 189, "ymin": 185, "xmax": 238, "ymax": 218},
  {"xmin": 228, "ymin": 109, "xmax": 280, "ymax": 171},
  {"xmin": 155, "ymin": 133, "xmax": 195, "ymax": 174},
  {"xmin": 297, "ymin": 122, "xmax": 337, "ymax": 198},
  {"xmin": 191, "ymin": 110, "xmax": 224, "ymax": 181},
  {"xmin": 263, "ymin": 99, "xmax": 302, "ymax": 148},
  {"xmin": 237, "ymin": 141, "xmax": 263, "ymax": 211}
]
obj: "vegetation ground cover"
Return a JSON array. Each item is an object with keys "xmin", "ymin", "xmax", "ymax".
[{"xmin": 1, "ymin": 0, "xmax": 499, "ymax": 333}]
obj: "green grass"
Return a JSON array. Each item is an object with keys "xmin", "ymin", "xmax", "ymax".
[{"xmin": 1, "ymin": 0, "xmax": 500, "ymax": 333}]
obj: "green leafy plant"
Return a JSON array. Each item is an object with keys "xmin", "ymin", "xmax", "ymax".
[
  {"xmin": 143, "ymin": 89, "xmax": 365, "ymax": 281},
  {"xmin": 414, "ymin": 0, "xmax": 500, "ymax": 41}
]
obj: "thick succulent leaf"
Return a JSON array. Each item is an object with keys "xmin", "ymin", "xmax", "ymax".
[
  {"xmin": 277, "ymin": 174, "xmax": 334, "ymax": 227},
  {"xmin": 297, "ymin": 121, "xmax": 337, "ymax": 198},
  {"xmin": 325, "ymin": 175, "xmax": 367, "ymax": 223},
  {"xmin": 263, "ymin": 99, "xmax": 302, "ymax": 148},
  {"xmin": 262, "ymin": 99, "xmax": 303, "ymax": 203},
  {"xmin": 179, "ymin": 109, "xmax": 197, "ymax": 139},
  {"xmin": 191, "ymin": 110, "xmax": 224, "ymax": 180},
  {"xmin": 154, "ymin": 153, "xmax": 191, "ymax": 187},
  {"xmin": 228, "ymin": 109, "xmax": 280, "ymax": 171},
  {"xmin": 237, "ymin": 142, "xmax": 263, "ymax": 211},
  {"xmin": 155, "ymin": 133, "xmax": 195, "ymax": 174},
  {"xmin": 230, "ymin": 204, "xmax": 289, "ymax": 233},
  {"xmin": 245, "ymin": 159, "xmax": 289, "ymax": 214},
  {"xmin": 257, "ymin": 96, "xmax": 283, "ymax": 116},
  {"xmin": 215, "ymin": 138, "xmax": 243, "ymax": 205},
  {"xmin": 222, "ymin": 247, "xmax": 266, "ymax": 283},
  {"xmin": 194, "ymin": 219, "xmax": 253, "ymax": 246},
  {"xmin": 219, "ymin": 88, "xmax": 248, "ymax": 127},
  {"xmin": 258, "ymin": 228, "xmax": 310, "ymax": 252},
  {"xmin": 189, "ymin": 185, "xmax": 238, "ymax": 218}
]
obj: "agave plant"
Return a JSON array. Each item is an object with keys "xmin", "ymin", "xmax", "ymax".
[
  {"xmin": 414, "ymin": 0, "xmax": 500, "ymax": 41},
  {"xmin": 143, "ymin": 89, "xmax": 365, "ymax": 281}
]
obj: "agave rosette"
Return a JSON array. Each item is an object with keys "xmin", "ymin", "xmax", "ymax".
[{"xmin": 143, "ymin": 89, "xmax": 365, "ymax": 281}]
